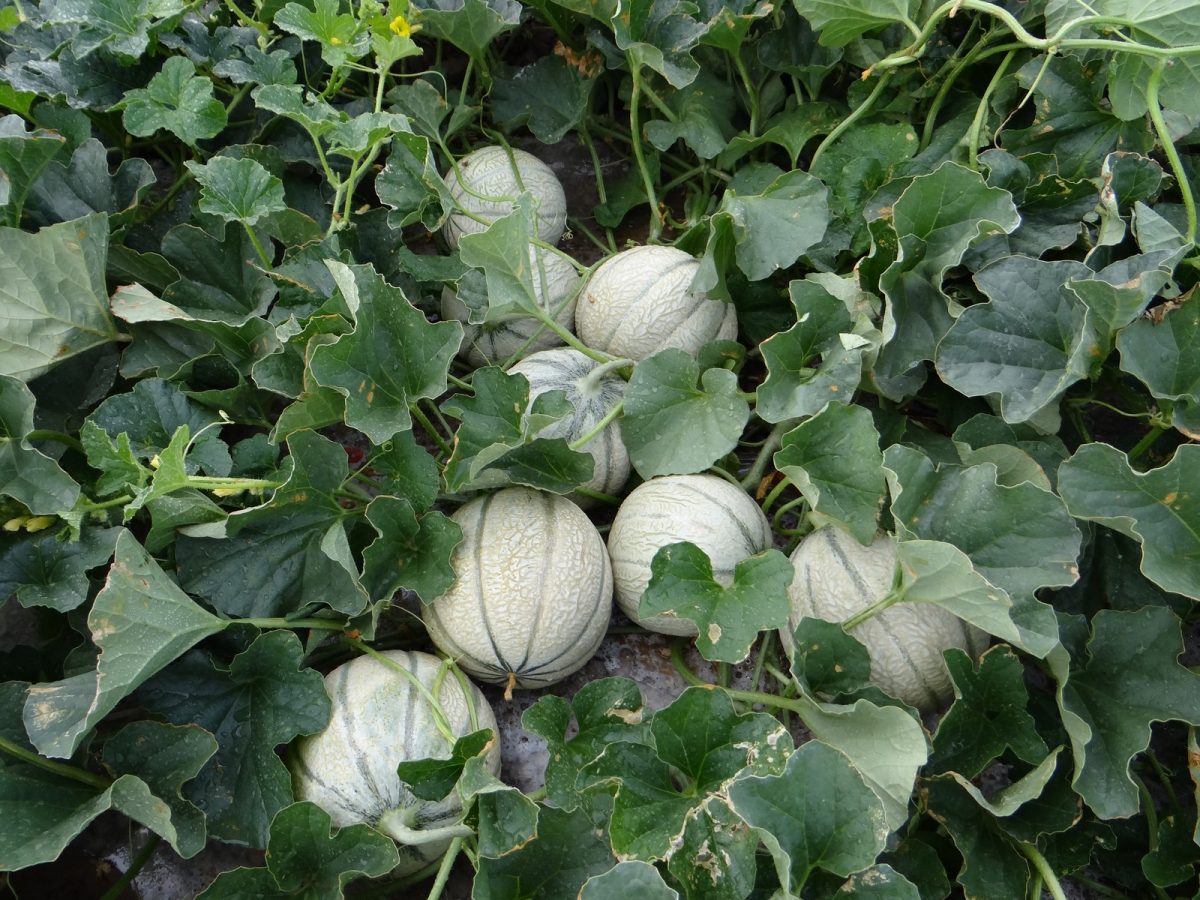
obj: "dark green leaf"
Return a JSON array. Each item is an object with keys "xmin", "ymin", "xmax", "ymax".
[
  {"xmin": 186, "ymin": 156, "xmax": 287, "ymax": 227},
  {"xmin": 22, "ymin": 530, "xmax": 227, "ymax": 758},
  {"xmin": 411, "ymin": 0, "xmax": 522, "ymax": 61},
  {"xmin": 101, "ymin": 720, "xmax": 219, "ymax": 858},
  {"xmin": 521, "ymin": 677, "xmax": 649, "ymax": 811},
  {"xmin": 834, "ymin": 865, "xmax": 920, "ymax": 898},
  {"xmin": 1118, "ymin": 294, "xmax": 1200, "ymax": 429},
  {"xmin": 442, "ymin": 367, "xmax": 593, "ymax": 494},
  {"xmin": 214, "ymin": 46, "xmax": 299, "ymax": 86},
  {"xmin": 361, "ymin": 496, "xmax": 462, "ymax": 603},
  {"xmin": 1058, "ymin": 607, "xmax": 1200, "ymax": 819},
  {"xmin": 117, "ymin": 56, "xmax": 227, "ymax": 146},
  {"xmin": 927, "ymin": 646, "xmax": 1048, "ymax": 778},
  {"xmin": 1058, "ymin": 443, "xmax": 1200, "ymax": 600},
  {"xmin": 266, "ymin": 801, "xmax": 399, "ymax": 896},
  {"xmin": 0, "ymin": 525, "xmax": 119, "ymax": 611},
  {"xmin": 1142, "ymin": 813, "xmax": 1200, "ymax": 887},
  {"xmin": 644, "ymin": 70, "xmax": 736, "ymax": 160},
  {"xmin": 27, "ymin": 138, "xmax": 154, "ymax": 224},
  {"xmin": 774, "ymin": 402, "xmax": 884, "ymax": 543},
  {"xmin": 140, "ymin": 631, "xmax": 332, "ymax": 847},
  {"xmin": 89, "ymin": 377, "xmax": 231, "ymax": 475},
  {"xmin": 925, "ymin": 776, "xmax": 1031, "ymax": 900},
  {"xmin": 579, "ymin": 861, "xmax": 679, "ymax": 899},
  {"xmin": 47, "ymin": 0, "xmax": 185, "ymax": 59},
  {"xmin": 472, "ymin": 803, "xmax": 616, "ymax": 900},
  {"xmin": 792, "ymin": 0, "xmax": 919, "ymax": 46},
  {"xmin": 620, "ymin": 349, "xmax": 749, "ymax": 479},
  {"xmin": 0, "ymin": 212, "xmax": 121, "ymax": 381},
  {"xmin": 640, "ymin": 542, "xmax": 793, "ymax": 663},
  {"xmin": 368, "ymin": 429, "xmax": 440, "ymax": 512},
  {"xmin": 492, "ymin": 55, "xmax": 597, "ymax": 144},
  {"xmin": 788, "ymin": 617, "xmax": 872, "ymax": 697},
  {"xmin": 935, "ymin": 257, "xmax": 1097, "ymax": 425},
  {"xmin": 0, "ymin": 375, "xmax": 80, "ymax": 513},
  {"xmin": 0, "ymin": 115, "xmax": 67, "ymax": 222},
  {"xmin": 396, "ymin": 728, "xmax": 494, "ymax": 801},
  {"xmin": 157, "ymin": 223, "xmax": 277, "ymax": 325},
  {"xmin": 175, "ymin": 430, "xmax": 369, "ymax": 618},
  {"xmin": 309, "ymin": 261, "xmax": 462, "ymax": 443},
  {"xmin": 728, "ymin": 741, "xmax": 890, "ymax": 891},
  {"xmin": 610, "ymin": 0, "xmax": 705, "ymax": 88},
  {"xmin": 376, "ymin": 131, "xmax": 453, "ymax": 230}
]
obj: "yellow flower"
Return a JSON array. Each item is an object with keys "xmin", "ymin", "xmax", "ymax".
[
  {"xmin": 3, "ymin": 516, "xmax": 28, "ymax": 532},
  {"xmin": 24, "ymin": 516, "xmax": 56, "ymax": 533},
  {"xmin": 389, "ymin": 13, "xmax": 411, "ymax": 37},
  {"xmin": 330, "ymin": 35, "xmax": 344, "ymax": 45},
  {"xmin": 149, "ymin": 454, "xmax": 161, "ymax": 469},
  {"xmin": 212, "ymin": 487, "xmax": 246, "ymax": 497}
]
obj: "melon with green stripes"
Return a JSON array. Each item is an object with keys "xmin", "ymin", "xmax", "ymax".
[
  {"xmin": 442, "ymin": 145, "xmax": 567, "ymax": 249},
  {"xmin": 291, "ymin": 650, "xmax": 500, "ymax": 876},
  {"xmin": 441, "ymin": 244, "xmax": 580, "ymax": 367},
  {"xmin": 507, "ymin": 348, "xmax": 630, "ymax": 499},
  {"xmin": 422, "ymin": 487, "xmax": 612, "ymax": 692},
  {"xmin": 607, "ymin": 474, "xmax": 773, "ymax": 635},
  {"xmin": 782, "ymin": 527, "xmax": 988, "ymax": 711},
  {"xmin": 574, "ymin": 245, "xmax": 737, "ymax": 361}
]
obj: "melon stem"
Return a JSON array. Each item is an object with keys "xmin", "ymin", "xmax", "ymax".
[
  {"xmin": 503, "ymin": 671, "xmax": 517, "ymax": 701},
  {"xmin": 376, "ymin": 808, "xmax": 475, "ymax": 846}
]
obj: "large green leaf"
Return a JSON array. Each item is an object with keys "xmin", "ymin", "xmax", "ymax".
[
  {"xmin": 175, "ymin": 430, "xmax": 369, "ymax": 618},
  {"xmin": 610, "ymin": 0, "xmax": 707, "ymax": 88},
  {"xmin": 579, "ymin": 861, "xmax": 680, "ymax": 899},
  {"xmin": 117, "ymin": 56, "xmax": 227, "ymax": 146},
  {"xmin": 411, "ymin": 0, "xmax": 522, "ymax": 61},
  {"xmin": 644, "ymin": 70, "xmax": 736, "ymax": 161},
  {"xmin": 0, "ymin": 375, "xmax": 80, "ymax": 514},
  {"xmin": 309, "ymin": 261, "xmax": 462, "ymax": 443},
  {"xmin": 620, "ymin": 349, "xmax": 749, "ymax": 478},
  {"xmin": 0, "ymin": 525, "xmax": 119, "ymax": 611},
  {"xmin": 360, "ymin": 495, "xmax": 462, "ymax": 603},
  {"xmin": 22, "ymin": 530, "xmax": 227, "ymax": 758},
  {"xmin": 521, "ymin": 677, "xmax": 649, "ymax": 811},
  {"xmin": 728, "ymin": 741, "xmax": 890, "ymax": 892},
  {"xmin": 935, "ymin": 257, "xmax": 1097, "ymax": 425},
  {"xmin": 45, "ymin": 0, "xmax": 185, "ymax": 59},
  {"xmin": 1057, "ymin": 443, "xmax": 1200, "ymax": 599},
  {"xmin": 0, "ymin": 115, "xmax": 67, "ymax": 224},
  {"xmin": 701, "ymin": 164, "xmax": 829, "ymax": 282},
  {"xmin": 756, "ymin": 276, "xmax": 880, "ymax": 423},
  {"xmin": 774, "ymin": 402, "xmax": 885, "ymax": 543},
  {"xmin": 198, "ymin": 801, "xmax": 399, "ymax": 898},
  {"xmin": 1057, "ymin": 607, "xmax": 1200, "ymax": 819},
  {"xmin": 441, "ymin": 366, "xmax": 593, "ymax": 494},
  {"xmin": 640, "ymin": 542, "xmax": 794, "ymax": 662},
  {"xmin": 492, "ymin": 54, "xmax": 597, "ymax": 144},
  {"xmin": 100, "ymin": 720, "xmax": 219, "ymax": 858},
  {"xmin": 927, "ymin": 646, "xmax": 1048, "ymax": 779},
  {"xmin": 157, "ymin": 223, "xmax": 277, "ymax": 326},
  {"xmin": 1117, "ymin": 295, "xmax": 1200, "ymax": 430},
  {"xmin": 186, "ymin": 156, "xmax": 287, "ymax": 227},
  {"xmin": 871, "ymin": 163, "xmax": 1020, "ymax": 398},
  {"xmin": 140, "ymin": 631, "xmax": 332, "ymax": 847},
  {"xmin": 0, "ymin": 213, "xmax": 121, "ymax": 381},
  {"xmin": 0, "ymin": 683, "xmax": 213, "ymax": 871},
  {"xmin": 275, "ymin": 0, "xmax": 368, "ymax": 67},
  {"xmin": 792, "ymin": 0, "xmax": 919, "ymax": 46},
  {"xmin": 27, "ymin": 138, "xmax": 155, "ymax": 224}
]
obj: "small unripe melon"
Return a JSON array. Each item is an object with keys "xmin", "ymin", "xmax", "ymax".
[
  {"xmin": 441, "ymin": 245, "xmax": 580, "ymax": 367},
  {"xmin": 783, "ymin": 528, "xmax": 987, "ymax": 711},
  {"xmin": 507, "ymin": 348, "xmax": 630, "ymax": 499},
  {"xmin": 442, "ymin": 146, "xmax": 567, "ymax": 248},
  {"xmin": 291, "ymin": 650, "xmax": 500, "ymax": 876},
  {"xmin": 422, "ymin": 487, "xmax": 612, "ymax": 690},
  {"xmin": 575, "ymin": 246, "xmax": 737, "ymax": 360},
  {"xmin": 607, "ymin": 474, "xmax": 772, "ymax": 635}
]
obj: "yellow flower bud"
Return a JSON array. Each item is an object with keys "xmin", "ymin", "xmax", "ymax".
[
  {"xmin": 24, "ymin": 516, "xmax": 56, "ymax": 533},
  {"xmin": 3, "ymin": 516, "xmax": 29, "ymax": 532},
  {"xmin": 212, "ymin": 487, "xmax": 245, "ymax": 497},
  {"xmin": 149, "ymin": 454, "xmax": 161, "ymax": 469},
  {"xmin": 389, "ymin": 13, "xmax": 411, "ymax": 36}
]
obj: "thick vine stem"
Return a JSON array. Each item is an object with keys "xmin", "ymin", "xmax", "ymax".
[
  {"xmin": 1145, "ymin": 61, "xmax": 1198, "ymax": 246},
  {"xmin": 568, "ymin": 402, "xmax": 624, "ymax": 451},
  {"xmin": 0, "ymin": 735, "xmax": 113, "ymax": 790},
  {"xmin": 1016, "ymin": 842, "xmax": 1068, "ymax": 900},
  {"xmin": 626, "ymin": 56, "xmax": 663, "ymax": 243},
  {"xmin": 425, "ymin": 835, "xmax": 463, "ymax": 900},
  {"xmin": 348, "ymin": 639, "xmax": 457, "ymax": 744},
  {"xmin": 810, "ymin": 73, "xmax": 894, "ymax": 170},
  {"xmin": 739, "ymin": 421, "xmax": 790, "ymax": 490},
  {"xmin": 376, "ymin": 808, "xmax": 474, "ymax": 846},
  {"xmin": 967, "ymin": 49, "xmax": 1017, "ymax": 168}
]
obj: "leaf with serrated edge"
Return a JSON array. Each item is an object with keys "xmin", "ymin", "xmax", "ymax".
[
  {"xmin": 1059, "ymin": 607, "xmax": 1200, "ymax": 819},
  {"xmin": 621, "ymin": 349, "xmax": 749, "ymax": 478},
  {"xmin": 774, "ymin": 403, "xmax": 884, "ymax": 543},
  {"xmin": 361, "ymin": 496, "xmax": 462, "ymax": 604},
  {"xmin": 309, "ymin": 261, "xmax": 461, "ymax": 443},
  {"xmin": 140, "ymin": 631, "xmax": 333, "ymax": 847},
  {"xmin": 186, "ymin": 156, "xmax": 287, "ymax": 226},
  {"xmin": 1058, "ymin": 443, "xmax": 1200, "ymax": 599},
  {"xmin": 0, "ymin": 213, "xmax": 121, "ymax": 381},
  {"xmin": 22, "ymin": 530, "xmax": 226, "ymax": 758},
  {"xmin": 729, "ymin": 741, "xmax": 890, "ymax": 892},
  {"xmin": 117, "ymin": 57, "xmax": 227, "ymax": 146},
  {"xmin": 641, "ymin": 542, "xmax": 793, "ymax": 662}
]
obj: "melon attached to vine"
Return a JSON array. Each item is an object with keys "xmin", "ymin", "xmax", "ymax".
[
  {"xmin": 574, "ymin": 245, "xmax": 737, "ymax": 360},
  {"xmin": 783, "ymin": 527, "xmax": 988, "ymax": 710},
  {"xmin": 442, "ymin": 145, "xmax": 567, "ymax": 248},
  {"xmin": 291, "ymin": 650, "xmax": 500, "ymax": 875},
  {"xmin": 607, "ymin": 474, "xmax": 772, "ymax": 635}
]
